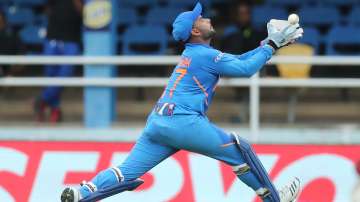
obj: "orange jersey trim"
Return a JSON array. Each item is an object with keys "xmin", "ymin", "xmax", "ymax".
[{"xmin": 193, "ymin": 76, "xmax": 209, "ymax": 106}]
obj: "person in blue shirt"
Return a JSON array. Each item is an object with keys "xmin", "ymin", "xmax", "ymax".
[
  {"xmin": 61, "ymin": 3, "xmax": 302, "ymax": 202},
  {"xmin": 34, "ymin": 0, "xmax": 83, "ymax": 123}
]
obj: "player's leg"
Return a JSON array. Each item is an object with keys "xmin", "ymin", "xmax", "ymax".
[
  {"xmin": 61, "ymin": 131, "xmax": 178, "ymax": 202},
  {"xmin": 152, "ymin": 115, "xmax": 299, "ymax": 202},
  {"xmin": 202, "ymin": 125, "xmax": 300, "ymax": 202},
  {"xmin": 228, "ymin": 131, "xmax": 300, "ymax": 202},
  {"xmin": 200, "ymin": 124, "xmax": 300, "ymax": 202}
]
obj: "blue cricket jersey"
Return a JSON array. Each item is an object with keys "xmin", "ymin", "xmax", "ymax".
[{"xmin": 158, "ymin": 43, "xmax": 274, "ymax": 116}]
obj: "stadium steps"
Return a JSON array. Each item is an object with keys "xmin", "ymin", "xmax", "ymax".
[
  {"xmin": 1, "ymin": 87, "xmax": 360, "ymax": 124},
  {"xmin": 1, "ymin": 99, "xmax": 359, "ymax": 124}
]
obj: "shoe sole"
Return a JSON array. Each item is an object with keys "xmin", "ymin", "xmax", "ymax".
[
  {"xmin": 290, "ymin": 177, "xmax": 301, "ymax": 202},
  {"xmin": 61, "ymin": 188, "xmax": 75, "ymax": 202}
]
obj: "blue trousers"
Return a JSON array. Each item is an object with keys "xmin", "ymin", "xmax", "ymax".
[
  {"xmin": 81, "ymin": 113, "xmax": 272, "ymax": 201},
  {"xmin": 41, "ymin": 40, "xmax": 80, "ymax": 108}
]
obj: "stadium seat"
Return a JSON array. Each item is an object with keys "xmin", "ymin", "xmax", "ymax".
[
  {"xmin": 326, "ymin": 26, "xmax": 360, "ymax": 55},
  {"xmin": 321, "ymin": 0, "xmax": 355, "ymax": 6},
  {"xmin": 276, "ymin": 44, "xmax": 314, "ymax": 123},
  {"xmin": 167, "ymin": 0, "xmax": 211, "ymax": 8},
  {"xmin": 251, "ymin": 6, "xmax": 288, "ymax": 28},
  {"xmin": 19, "ymin": 24, "xmax": 46, "ymax": 45},
  {"xmin": 118, "ymin": 0, "xmax": 157, "ymax": 8},
  {"xmin": 116, "ymin": 8, "xmax": 138, "ymax": 42},
  {"xmin": 265, "ymin": 0, "xmax": 301, "ymax": 7},
  {"xmin": 0, "ymin": 0, "xmax": 12, "ymax": 7},
  {"xmin": 13, "ymin": 0, "xmax": 46, "ymax": 7},
  {"xmin": 5, "ymin": 7, "xmax": 34, "ymax": 26},
  {"xmin": 277, "ymin": 44, "xmax": 314, "ymax": 78},
  {"xmin": 299, "ymin": 6, "xmax": 340, "ymax": 26},
  {"xmin": 122, "ymin": 25, "xmax": 168, "ymax": 55},
  {"xmin": 348, "ymin": 7, "xmax": 360, "ymax": 26},
  {"xmin": 298, "ymin": 27, "xmax": 321, "ymax": 54},
  {"xmin": 222, "ymin": 25, "xmax": 239, "ymax": 38},
  {"xmin": 116, "ymin": 8, "xmax": 138, "ymax": 26},
  {"xmin": 34, "ymin": 14, "xmax": 48, "ymax": 26},
  {"xmin": 146, "ymin": 7, "xmax": 185, "ymax": 26}
]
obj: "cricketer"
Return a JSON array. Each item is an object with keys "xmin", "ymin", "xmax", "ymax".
[{"xmin": 61, "ymin": 2, "xmax": 303, "ymax": 202}]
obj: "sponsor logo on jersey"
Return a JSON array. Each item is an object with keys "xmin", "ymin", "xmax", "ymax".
[
  {"xmin": 214, "ymin": 52, "xmax": 225, "ymax": 63},
  {"xmin": 178, "ymin": 57, "xmax": 191, "ymax": 68}
]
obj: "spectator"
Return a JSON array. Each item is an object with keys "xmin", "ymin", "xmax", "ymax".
[
  {"xmin": 34, "ymin": 0, "xmax": 82, "ymax": 123},
  {"xmin": 0, "ymin": 11, "xmax": 24, "ymax": 77},
  {"xmin": 353, "ymin": 160, "xmax": 360, "ymax": 202},
  {"xmin": 221, "ymin": 2, "xmax": 265, "ymax": 54},
  {"xmin": 220, "ymin": 2, "xmax": 266, "ymax": 110}
]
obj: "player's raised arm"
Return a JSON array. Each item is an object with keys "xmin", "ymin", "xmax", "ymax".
[
  {"xmin": 211, "ymin": 46, "xmax": 272, "ymax": 77},
  {"xmin": 235, "ymin": 46, "xmax": 264, "ymax": 60},
  {"xmin": 213, "ymin": 22, "xmax": 303, "ymax": 78}
]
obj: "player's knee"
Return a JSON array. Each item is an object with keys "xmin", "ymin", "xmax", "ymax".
[
  {"xmin": 109, "ymin": 167, "xmax": 125, "ymax": 182},
  {"xmin": 232, "ymin": 163, "xmax": 251, "ymax": 175},
  {"xmin": 81, "ymin": 181, "xmax": 98, "ymax": 194},
  {"xmin": 230, "ymin": 132, "xmax": 252, "ymax": 151},
  {"xmin": 256, "ymin": 187, "xmax": 272, "ymax": 200}
]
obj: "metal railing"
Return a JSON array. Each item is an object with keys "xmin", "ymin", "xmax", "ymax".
[{"xmin": 1, "ymin": 55, "xmax": 359, "ymax": 141}]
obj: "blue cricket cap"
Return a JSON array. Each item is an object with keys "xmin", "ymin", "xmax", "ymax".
[{"xmin": 172, "ymin": 2, "xmax": 203, "ymax": 42}]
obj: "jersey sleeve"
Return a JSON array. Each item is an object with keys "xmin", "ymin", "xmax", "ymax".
[
  {"xmin": 235, "ymin": 46, "xmax": 263, "ymax": 60},
  {"xmin": 210, "ymin": 45, "xmax": 274, "ymax": 77}
]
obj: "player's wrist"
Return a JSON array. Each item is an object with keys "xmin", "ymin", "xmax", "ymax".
[{"xmin": 266, "ymin": 40, "xmax": 278, "ymax": 52}]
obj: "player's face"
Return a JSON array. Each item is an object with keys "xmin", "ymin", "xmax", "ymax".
[{"xmin": 193, "ymin": 16, "xmax": 216, "ymax": 40}]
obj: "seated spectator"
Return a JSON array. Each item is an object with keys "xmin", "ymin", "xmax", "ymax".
[
  {"xmin": 0, "ymin": 11, "xmax": 24, "ymax": 77},
  {"xmin": 34, "ymin": 0, "xmax": 82, "ymax": 123},
  {"xmin": 221, "ymin": 2, "xmax": 266, "ymax": 54}
]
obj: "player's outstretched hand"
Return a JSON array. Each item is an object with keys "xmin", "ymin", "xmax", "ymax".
[{"xmin": 265, "ymin": 20, "xmax": 303, "ymax": 50}]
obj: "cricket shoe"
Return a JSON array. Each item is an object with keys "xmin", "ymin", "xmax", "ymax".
[
  {"xmin": 61, "ymin": 187, "xmax": 81, "ymax": 202},
  {"xmin": 279, "ymin": 177, "xmax": 301, "ymax": 202}
]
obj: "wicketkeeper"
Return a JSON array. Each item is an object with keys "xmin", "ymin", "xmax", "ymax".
[{"xmin": 61, "ymin": 2, "xmax": 303, "ymax": 202}]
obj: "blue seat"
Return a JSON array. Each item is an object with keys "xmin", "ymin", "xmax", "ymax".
[
  {"xmin": 321, "ymin": 0, "xmax": 355, "ymax": 6},
  {"xmin": 0, "ymin": 0, "xmax": 12, "ymax": 6},
  {"xmin": 146, "ymin": 7, "xmax": 185, "ymax": 26},
  {"xmin": 299, "ymin": 6, "xmax": 340, "ymax": 26},
  {"xmin": 325, "ymin": 26, "xmax": 360, "ymax": 55},
  {"xmin": 5, "ymin": 7, "xmax": 34, "ymax": 26},
  {"xmin": 13, "ymin": 0, "xmax": 46, "ymax": 7},
  {"xmin": 118, "ymin": 0, "xmax": 157, "ymax": 8},
  {"xmin": 348, "ymin": 7, "xmax": 360, "ymax": 26},
  {"xmin": 122, "ymin": 25, "xmax": 168, "ymax": 55},
  {"xmin": 266, "ymin": 0, "xmax": 301, "ymax": 7},
  {"xmin": 116, "ymin": 8, "xmax": 137, "ymax": 26},
  {"xmin": 19, "ymin": 25, "xmax": 46, "ymax": 45},
  {"xmin": 252, "ymin": 6, "xmax": 288, "ymax": 28},
  {"xmin": 222, "ymin": 25, "xmax": 239, "ymax": 38},
  {"xmin": 116, "ymin": 8, "xmax": 137, "ymax": 42},
  {"xmin": 298, "ymin": 27, "xmax": 321, "ymax": 54},
  {"xmin": 298, "ymin": 0, "xmax": 321, "ymax": 6},
  {"xmin": 168, "ymin": 0, "xmax": 211, "ymax": 8},
  {"xmin": 34, "ymin": 14, "xmax": 48, "ymax": 26},
  {"xmin": 0, "ymin": 5, "xmax": 7, "ymax": 13}
]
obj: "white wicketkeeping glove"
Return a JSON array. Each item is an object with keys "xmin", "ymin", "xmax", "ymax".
[{"xmin": 263, "ymin": 19, "xmax": 304, "ymax": 49}]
